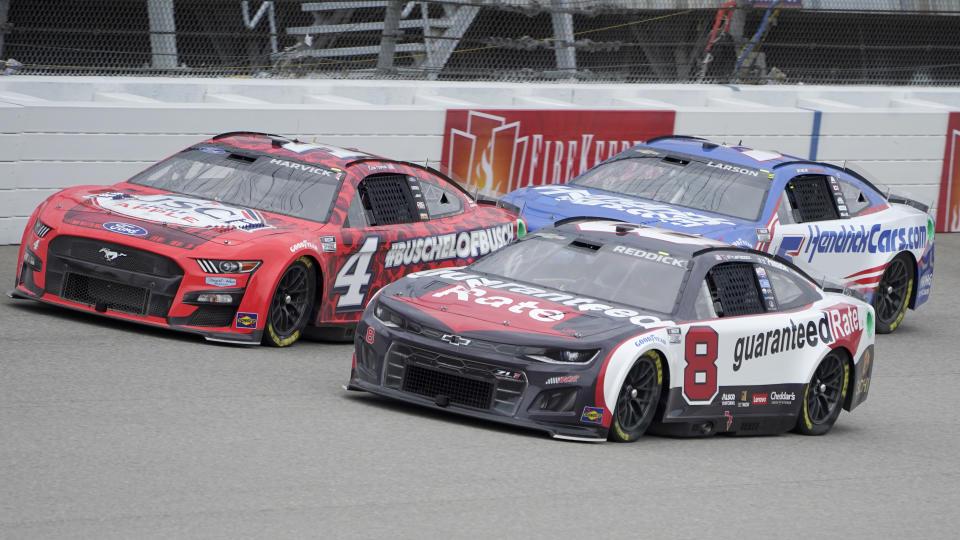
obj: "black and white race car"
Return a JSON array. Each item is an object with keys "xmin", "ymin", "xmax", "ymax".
[{"xmin": 347, "ymin": 219, "xmax": 875, "ymax": 441}]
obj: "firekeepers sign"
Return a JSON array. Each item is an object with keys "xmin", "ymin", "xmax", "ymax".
[
  {"xmin": 936, "ymin": 112, "xmax": 960, "ymax": 232},
  {"xmin": 441, "ymin": 109, "xmax": 675, "ymax": 197}
]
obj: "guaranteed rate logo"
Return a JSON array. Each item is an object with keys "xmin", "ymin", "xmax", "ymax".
[{"xmin": 733, "ymin": 313, "xmax": 834, "ymax": 371}]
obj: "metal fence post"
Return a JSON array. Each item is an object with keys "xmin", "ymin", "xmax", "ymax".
[
  {"xmin": 378, "ymin": 0, "xmax": 402, "ymax": 71},
  {"xmin": 147, "ymin": 0, "xmax": 178, "ymax": 69}
]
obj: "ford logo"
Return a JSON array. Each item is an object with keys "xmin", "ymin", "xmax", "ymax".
[{"xmin": 103, "ymin": 222, "xmax": 148, "ymax": 237}]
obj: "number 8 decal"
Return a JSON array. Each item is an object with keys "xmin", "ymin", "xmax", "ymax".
[{"xmin": 683, "ymin": 326, "xmax": 719, "ymax": 404}]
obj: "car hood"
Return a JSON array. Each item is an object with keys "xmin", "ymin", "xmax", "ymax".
[
  {"xmin": 383, "ymin": 269, "xmax": 672, "ymax": 342},
  {"xmin": 504, "ymin": 184, "xmax": 759, "ymax": 242},
  {"xmin": 49, "ymin": 185, "xmax": 307, "ymax": 248}
]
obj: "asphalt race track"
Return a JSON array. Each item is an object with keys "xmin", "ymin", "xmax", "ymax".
[{"xmin": 1, "ymin": 238, "xmax": 958, "ymax": 540}]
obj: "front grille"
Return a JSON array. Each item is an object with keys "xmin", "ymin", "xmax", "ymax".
[
  {"xmin": 62, "ymin": 273, "xmax": 149, "ymax": 315},
  {"xmin": 49, "ymin": 236, "xmax": 182, "ymax": 277},
  {"xmin": 403, "ymin": 364, "xmax": 494, "ymax": 410},
  {"xmin": 185, "ymin": 305, "xmax": 236, "ymax": 327},
  {"xmin": 44, "ymin": 235, "xmax": 185, "ymax": 319},
  {"xmin": 385, "ymin": 343, "xmax": 527, "ymax": 415}
]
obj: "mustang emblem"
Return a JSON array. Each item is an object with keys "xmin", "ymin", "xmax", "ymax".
[{"xmin": 99, "ymin": 247, "xmax": 127, "ymax": 262}]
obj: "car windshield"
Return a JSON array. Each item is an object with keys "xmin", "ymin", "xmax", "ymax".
[
  {"xmin": 129, "ymin": 147, "xmax": 343, "ymax": 223},
  {"xmin": 571, "ymin": 156, "xmax": 770, "ymax": 221},
  {"xmin": 470, "ymin": 233, "xmax": 688, "ymax": 314}
]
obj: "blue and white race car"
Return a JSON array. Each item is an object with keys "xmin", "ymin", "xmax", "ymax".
[{"xmin": 500, "ymin": 136, "xmax": 934, "ymax": 334}]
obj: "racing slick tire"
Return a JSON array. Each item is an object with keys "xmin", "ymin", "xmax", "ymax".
[
  {"xmin": 793, "ymin": 350, "xmax": 849, "ymax": 436},
  {"xmin": 609, "ymin": 350, "xmax": 663, "ymax": 442},
  {"xmin": 871, "ymin": 253, "xmax": 914, "ymax": 334},
  {"xmin": 264, "ymin": 257, "xmax": 316, "ymax": 347}
]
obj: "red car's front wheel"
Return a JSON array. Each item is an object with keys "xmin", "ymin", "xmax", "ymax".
[{"xmin": 264, "ymin": 257, "xmax": 316, "ymax": 347}]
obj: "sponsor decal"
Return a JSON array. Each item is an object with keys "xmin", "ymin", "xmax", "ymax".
[
  {"xmin": 88, "ymin": 193, "xmax": 272, "ymax": 232},
  {"xmin": 205, "ymin": 277, "xmax": 237, "ymax": 288},
  {"xmin": 612, "ymin": 245, "xmax": 687, "ymax": 267},
  {"xmin": 725, "ymin": 410, "xmax": 733, "ymax": 431},
  {"xmin": 494, "ymin": 369, "xmax": 523, "ymax": 380},
  {"xmin": 289, "ymin": 240, "xmax": 319, "ymax": 253},
  {"xmin": 732, "ymin": 313, "xmax": 834, "ymax": 372},
  {"xmin": 769, "ymin": 391, "xmax": 796, "ymax": 405},
  {"xmin": 320, "ymin": 236, "xmax": 337, "ymax": 253},
  {"xmin": 918, "ymin": 271, "xmax": 933, "ymax": 298},
  {"xmin": 532, "ymin": 186, "xmax": 736, "ymax": 228},
  {"xmin": 634, "ymin": 334, "xmax": 667, "ymax": 347},
  {"xmin": 706, "ymin": 161, "xmax": 760, "ymax": 177},
  {"xmin": 739, "ymin": 390, "xmax": 750, "ymax": 408},
  {"xmin": 441, "ymin": 109, "xmax": 675, "ymax": 197},
  {"xmin": 581, "ymin": 406, "xmax": 604, "ymax": 424},
  {"xmin": 826, "ymin": 304, "xmax": 862, "ymax": 342},
  {"xmin": 422, "ymin": 276, "xmax": 665, "ymax": 329},
  {"xmin": 384, "ymin": 223, "xmax": 514, "ymax": 269},
  {"xmin": 752, "ymin": 393, "xmax": 768, "ymax": 405},
  {"xmin": 721, "ymin": 392, "xmax": 736, "ymax": 406},
  {"xmin": 103, "ymin": 221, "xmax": 148, "ymax": 237},
  {"xmin": 32, "ymin": 239, "xmax": 39, "ymax": 250},
  {"xmin": 545, "ymin": 375, "xmax": 580, "ymax": 385},
  {"xmin": 99, "ymin": 247, "xmax": 126, "ymax": 262},
  {"xmin": 235, "ymin": 312, "xmax": 258, "ymax": 329},
  {"xmin": 799, "ymin": 223, "xmax": 927, "ymax": 263},
  {"xmin": 198, "ymin": 146, "xmax": 226, "ymax": 154},
  {"xmin": 731, "ymin": 238, "xmax": 752, "ymax": 248},
  {"xmin": 365, "ymin": 327, "xmax": 375, "ymax": 345},
  {"xmin": 281, "ymin": 141, "xmax": 368, "ymax": 161},
  {"xmin": 366, "ymin": 163, "xmax": 395, "ymax": 171}
]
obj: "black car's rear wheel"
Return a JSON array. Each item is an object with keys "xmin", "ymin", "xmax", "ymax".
[
  {"xmin": 793, "ymin": 350, "xmax": 848, "ymax": 436},
  {"xmin": 264, "ymin": 257, "xmax": 316, "ymax": 347},
  {"xmin": 609, "ymin": 350, "xmax": 663, "ymax": 442},
  {"xmin": 872, "ymin": 253, "xmax": 914, "ymax": 334}
]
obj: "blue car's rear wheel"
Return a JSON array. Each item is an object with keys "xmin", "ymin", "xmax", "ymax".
[{"xmin": 872, "ymin": 253, "xmax": 913, "ymax": 334}]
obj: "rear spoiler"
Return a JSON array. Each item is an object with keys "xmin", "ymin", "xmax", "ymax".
[{"xmin": 887, "ymin": 193, "xmax": 929, "ymax": 213}]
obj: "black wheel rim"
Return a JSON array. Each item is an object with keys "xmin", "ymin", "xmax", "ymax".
[
  {"xmin": 269, "ymin": 265, "xmax": 310, "ymax": 336},
  {"xmin": 805, "ymin": 354, "xmax": 844, "ymax": 424},
  {"xmin": 615, "ymin": 357, "xmax": 658, "ymax": 431},
  {"xmin": 874, "ymin": 258, "xmax": 909, "ymax": 325}
]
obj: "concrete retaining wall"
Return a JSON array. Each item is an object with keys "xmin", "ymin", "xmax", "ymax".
[{"xmin": 1, "ymin": 76, "xmax": 956, "ymax": 244}]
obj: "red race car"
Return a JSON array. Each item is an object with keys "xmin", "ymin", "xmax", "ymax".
[{"xmin": 11, "ymin": 132, "xmax": 522, "ymax": 346}]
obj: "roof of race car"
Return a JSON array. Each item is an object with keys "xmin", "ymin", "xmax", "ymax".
[
  {"xmin": 548, "ymin": 218, "xmax": 728, "ymax": 258},
  {"xmin": 633, "ymin": 135, "xmax": 800, "ymax": 170},
  {"xmin": 546, "ymin": 218, "xmax": 827, "ymax": 288}
]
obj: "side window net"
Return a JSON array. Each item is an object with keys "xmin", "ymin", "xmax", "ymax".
[
  {"xmin": 358, "ymin": 174, "xmax": 418, "ymax": 226},
  {"xmin": 786, "ymin": 175, "xmax": 840, "ymax": 222},
  {"xmin": 706, "ymin": 262, "xmax": 765, "ymax": 317}
]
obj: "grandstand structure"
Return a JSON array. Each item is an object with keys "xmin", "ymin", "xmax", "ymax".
[{"xmin": 2, "ymin": 1, "xmax": 960, "ymax": 84}]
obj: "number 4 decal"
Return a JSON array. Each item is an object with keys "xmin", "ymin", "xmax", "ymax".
[
  {"xmin": 683, "ymin": 326, "xmax": 719, "ymax": 404},
  {"xmin": 334, "ymin": 236, "xmax": 379, "ymax": 311}
]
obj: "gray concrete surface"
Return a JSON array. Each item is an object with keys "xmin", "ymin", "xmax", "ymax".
[{"xmin": 1, "ymin": 238, "xmax": 958, "ymax": 539}]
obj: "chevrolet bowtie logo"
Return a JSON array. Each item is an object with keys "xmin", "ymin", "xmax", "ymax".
[{"xmin": 441, "ymin": 334, "xmax": 471, "ymax": 346}]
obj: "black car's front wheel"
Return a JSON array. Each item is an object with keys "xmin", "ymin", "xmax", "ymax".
[
  {"xmin": 609, "ymin": 350, "xmax": 663, "ymax": 442},
  {"xmin": 264, "ymin": 257, "xmax": 316, "ymax": 347},
  {"xmin": 872, "ymin": 253, "xmax": 914, "ymax": 334},
  {"xmin": 793, "ymin": 350, "xmax": 848, "ymax": 436}
]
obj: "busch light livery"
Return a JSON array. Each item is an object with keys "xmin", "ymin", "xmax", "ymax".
[
  {"xmin": 348, "ymin": 219, "xmax": 875, "ymax": 442},
  {"xmin": 500, "ymin": 135, "xmax": 934, "ymax": 334},
  {"xmin": 13, "ymin": 132, "xmax": 521, "ymax": 347}
]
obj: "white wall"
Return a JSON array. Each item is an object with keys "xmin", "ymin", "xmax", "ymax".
[{"xmin": 1, "ymin": 76, "xmax": 956, "ymax": 244}]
